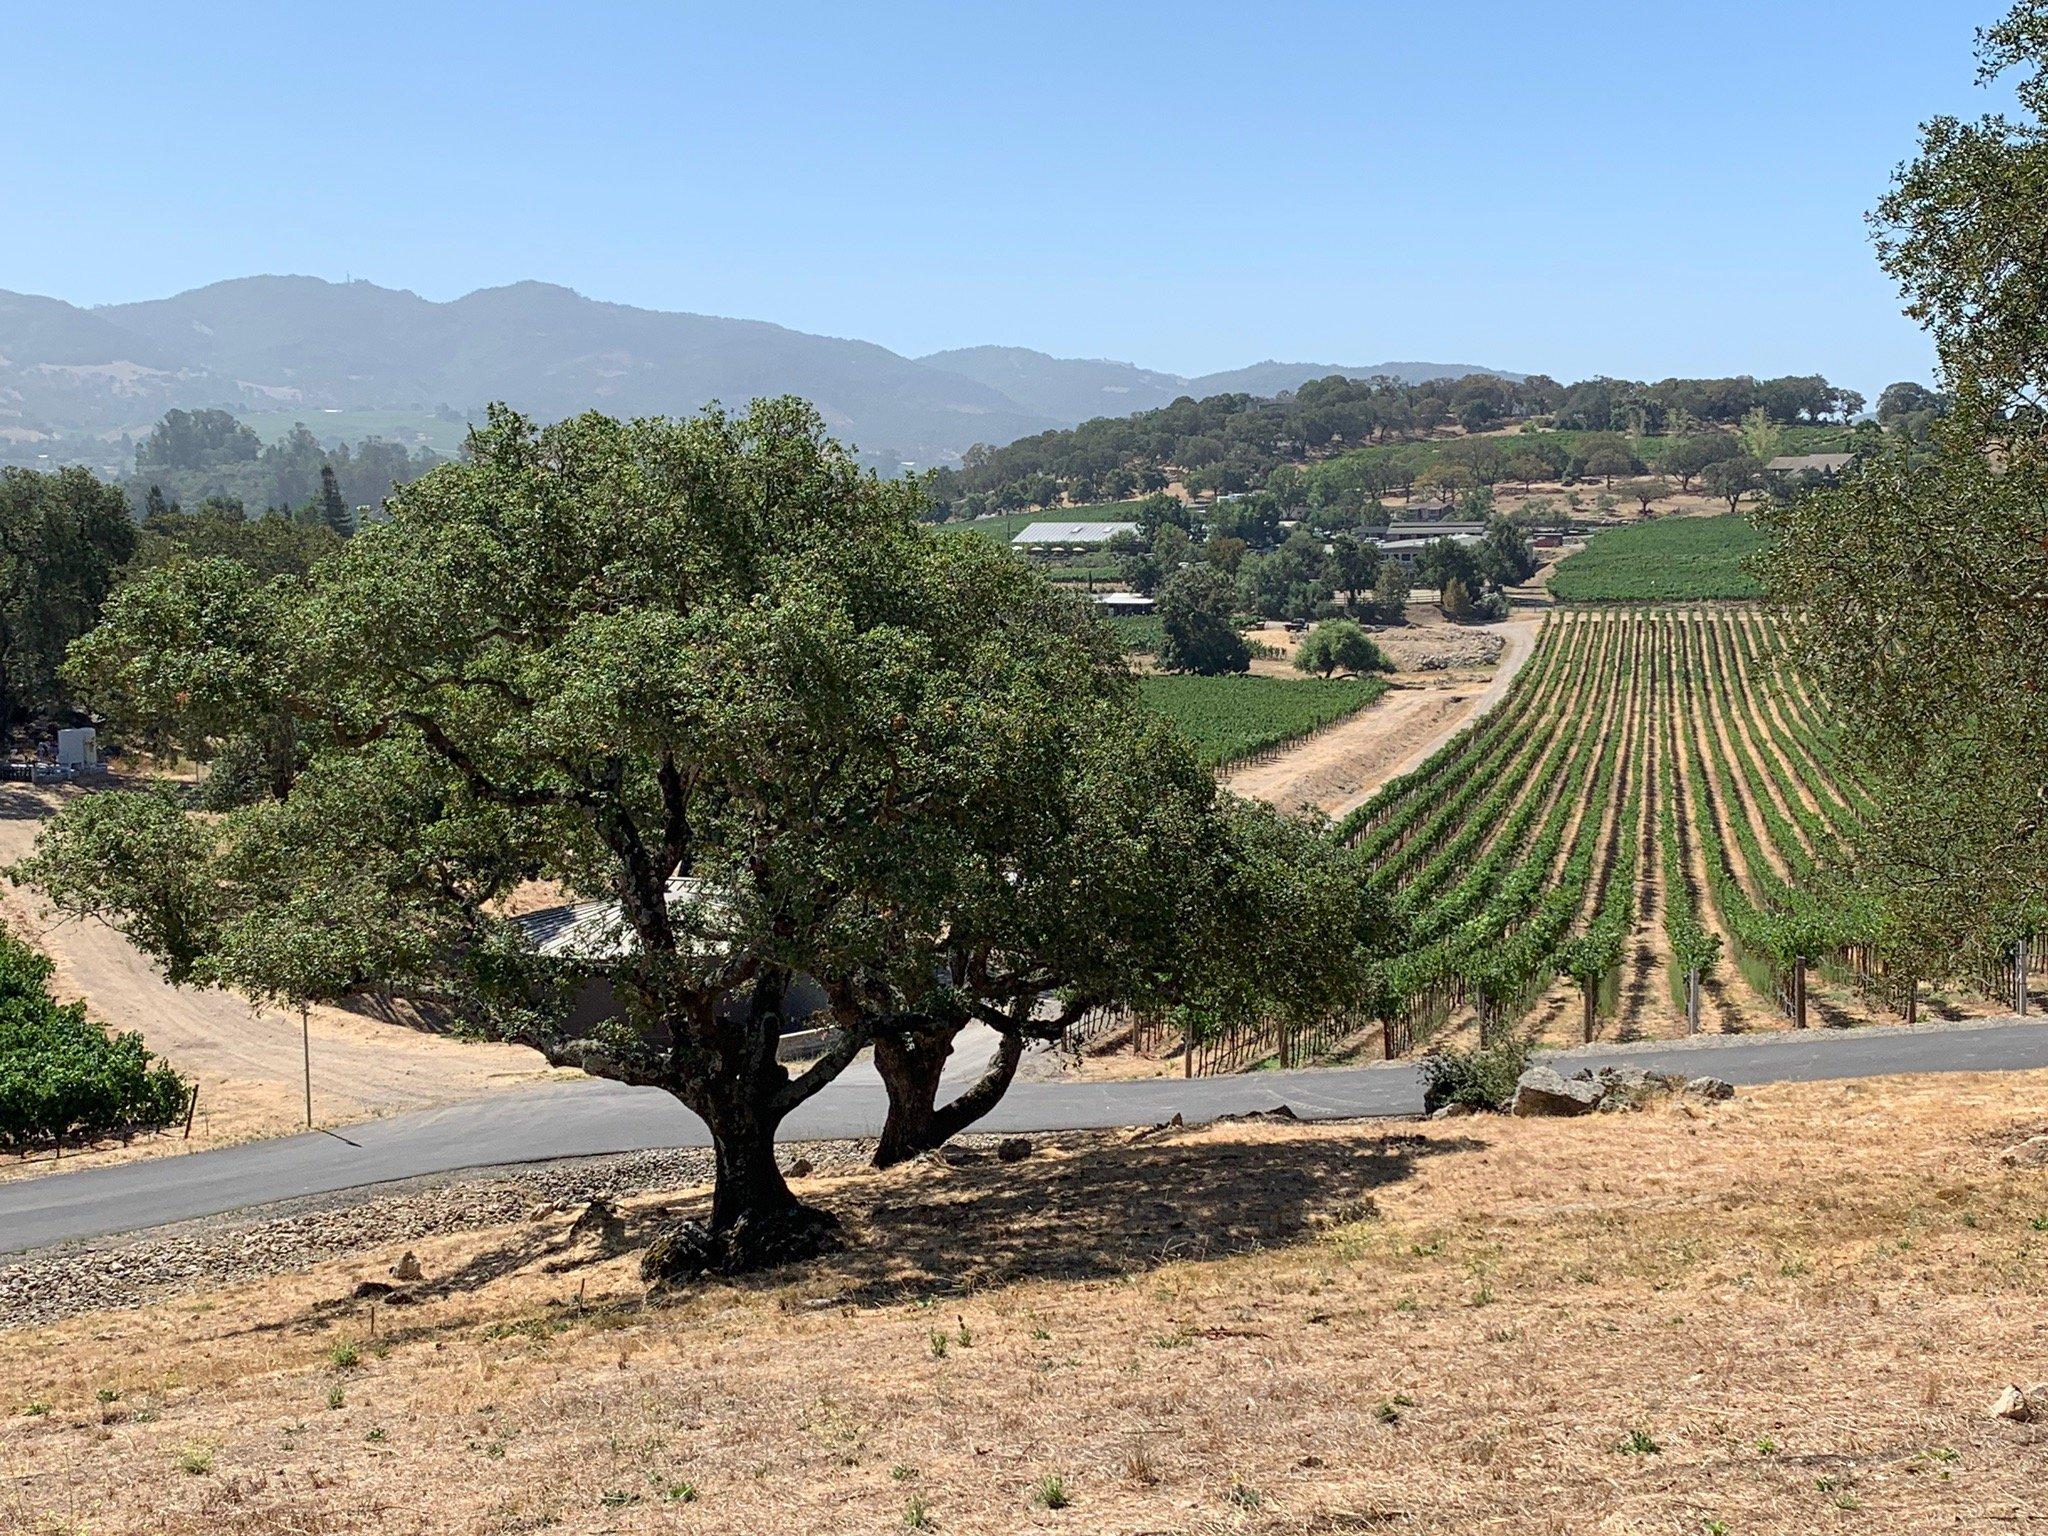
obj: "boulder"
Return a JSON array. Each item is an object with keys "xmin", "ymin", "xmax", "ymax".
[
  {"xmin": 391, "ymin": 1250, "xmax": 423, "ymax": 1283},
  {"xmin": 996, "ymin": 1137, "xmax": 1032, "ymax": 1164},
  {"xmin": 784, "ymin": 1157, "xmax": 815, "ymax": 1180},
  {"xmin": 568, "ymin": 1196, "xmax": 627, "ymax": 1250},
  {"xmin": 1587, "ymin": 1067, "xmax": 1675, "ymax": 1111},
  {"xmin": 1990, "ymin": 1384, "xmax": 2041, "ymax": 1423},
  {"xmin": 1684, "ymin": 1076, "xmax": 1735, "ymax": 1102},
  {"xmin": 1511, "ymin": 1066, "xmax": 1604, "ymax": 1117}
]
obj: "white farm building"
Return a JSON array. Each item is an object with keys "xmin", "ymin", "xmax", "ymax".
[{"xmin": 1010, "ymin": 521, "xmax": 1140, "ymax": 549}]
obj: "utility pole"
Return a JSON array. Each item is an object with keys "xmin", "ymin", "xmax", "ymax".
[{"xmin": 301, "ymin": 1003, "xmax": 313, "ymax": 1130}]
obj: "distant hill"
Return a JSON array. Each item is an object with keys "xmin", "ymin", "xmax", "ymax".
[
  {"xmin": 921, "ymin": 346, "xmax": 1519, "ymax": 427},
  {"xmin": 0, "ymin": 275, "xmax": 1523, "ymax": 474}
]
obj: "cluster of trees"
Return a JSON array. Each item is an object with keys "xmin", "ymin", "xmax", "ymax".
[
  {"xmin": 1761, "ymin": 0, "xmax": 2048, "ymax": 978},
  {"xmin": 1135, "ymin": 515, "xmax": 1536, "ymax": 673},
  {"xmin": 925, "ymin": 369, "xmax": 1878, "ymax": 521},
  {"xmin": 130, "ymin": 409, "xmax": 446, "ymax": 530},
  {"xmin": 0, "ymin": 922, "xmax": 188, "ymax": 1150},
  {"xmin": 1293, "ymin": 619, "xmax": 1393, "ymax": 679},
  {"xmin": 0, "ymin": 459, "xmax": 349, "ymax": 749},
  {"xmin": 20, "ymin": 400, "xmax": 1402, "ymax": 1272},
  {"xmin": 1546, "ymin": 374, "xmax": 1864, "ymax": 434},
  {"xmin": 0, "ymin": 466, "xmax": 136, "ymax": 733}
]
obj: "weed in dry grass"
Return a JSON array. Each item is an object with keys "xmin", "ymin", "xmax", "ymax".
[
  {"xmin": 172, "ymin": 1444, "xmax": 212, "ymax": 1476},
  {"xmin": 1123, "ymin": 1441, "xmax": 1160, "ymax": 1486}
]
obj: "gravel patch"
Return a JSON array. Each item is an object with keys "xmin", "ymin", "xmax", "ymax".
[{"xmin": 0, "ymin": 1131, "xmax": 1090, "ymax": 1330}]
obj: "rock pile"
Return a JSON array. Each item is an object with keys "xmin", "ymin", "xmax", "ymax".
[{"xmin": 1511, "ymin": 1064, "xmax": 1734, "ymax": 1118}]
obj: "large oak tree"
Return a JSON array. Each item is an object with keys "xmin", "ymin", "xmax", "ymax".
[{"xmin": 22, "ymin": 401, "xmax": 1208, "ymax": 1271}]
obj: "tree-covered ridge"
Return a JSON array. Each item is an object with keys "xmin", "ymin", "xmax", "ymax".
[{"xmin": 926, "ymin": 370, "xmax": 1880, "ymax": 517}]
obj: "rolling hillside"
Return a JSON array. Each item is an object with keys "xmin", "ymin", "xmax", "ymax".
[{"xmin": 0, "ymin": 276, "xmax": 1519, "ymax": 474}]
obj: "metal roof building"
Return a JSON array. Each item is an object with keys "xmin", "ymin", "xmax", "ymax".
[
  {"xmin": 1765, "ymin": 453, "xmax": 1855, "ymax": 475},
  {"xmin": 1011, "ymin": 521, "xmax": 1140, "ymax": 547},
  {"xmin": 1091, "ymin": 591, "xmax": 1156, "ymax": 613}
]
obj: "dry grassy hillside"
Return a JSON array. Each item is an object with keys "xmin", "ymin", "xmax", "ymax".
[{"xmin": 4, "ymin": 1071, "xmax": 2046, "ymax": 1534}]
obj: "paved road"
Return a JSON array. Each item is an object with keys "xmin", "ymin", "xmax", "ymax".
[{"xmin": 5, "ymin": 1017, "xmax": 2046, "ymax": 1257}]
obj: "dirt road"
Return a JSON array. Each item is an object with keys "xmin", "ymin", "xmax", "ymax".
[
  {"xmin": 1225, "ymin": 614, "xmax": 1542, "ymax": 819},
  {"xmin": 0, "ymin": 785, "xmax": 565, "ymax": 1170}
]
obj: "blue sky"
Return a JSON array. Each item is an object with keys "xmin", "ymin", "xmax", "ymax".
[{"xmin": 5, "ymin": 1, "xmax": 2015, "ymax": 396}]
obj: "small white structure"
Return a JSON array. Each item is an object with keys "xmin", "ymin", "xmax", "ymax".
[
  {"xmin": 1378, "ymin": 533, "xmax": 1485, "ymax": 568},
  {"xmin": 1091, "ymin": 592, "xmax": 1156, "ymax": 615},
  {"xmin": 55, "ymin": 727, "xmax": 97, "ymax": 770},
  {"xmin": 1010, "ymin": 521, "xmax": 1140, "ymax": 548}
]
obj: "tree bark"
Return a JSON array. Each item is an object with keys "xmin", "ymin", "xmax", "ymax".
[
  {"xmin": 872, "ymin": 1023, "xmax": 1026, "ymax": 1167},
  {"xmin": 642, "ymin": 973, "xmax": 842, "ymax": 1280},
  {"xmin": 871, "ymin": 1025, "xmax": 955, "ymax": 1167},
  {"xmin": 704, "ymin": 1081, "xmax": 799, "ymax": 1232}
]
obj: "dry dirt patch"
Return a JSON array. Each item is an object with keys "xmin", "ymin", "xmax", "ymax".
[
  {"xmin": 1226, "ymin": 612, "xmax": 1540, "ymax": 819},
  {"xmin": 4, "ymin": 1070, "xmax": 2046, "ymax": 1534}
]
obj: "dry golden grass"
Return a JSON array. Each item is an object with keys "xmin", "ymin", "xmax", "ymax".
[{"xmin": 4, "ymin": 1070, "xmax": 2047, "ymax": 1535}]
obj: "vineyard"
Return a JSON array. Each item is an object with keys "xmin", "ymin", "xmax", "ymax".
[
  {"xmin": 1546, "ymin": 514, "xmax": 1766, "ymax": 602},
  {"xmin": 1322, "ymin": 605, "xmax": 2031, "ymax": 1058},
  {"xmin": 1140, "ymin": 674, "xmax": 1388, "ymax": 768}
]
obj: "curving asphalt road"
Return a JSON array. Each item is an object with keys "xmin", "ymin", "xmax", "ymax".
[{"xmin": 4, "ymin": 1016, "xmax": 2046, "ymax": 1257}]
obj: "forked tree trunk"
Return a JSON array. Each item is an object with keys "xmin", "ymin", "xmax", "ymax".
[
  {"xmin": 872, "ymin": 1028, "xmax": 953, "ymax": 1167},
  {"xmin": 872, "ymin": 1024, "xmax": 1027, "ymax": 1168}
]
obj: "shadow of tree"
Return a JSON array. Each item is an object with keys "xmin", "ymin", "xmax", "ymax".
[
  {"xmin": 0, "ymin": 785, "xmax": 56, "ymax": 823},
  {"xmin": 232, "ymin": 1128, "xmax": 1485, "ymax": 1354},
  {"xmin": 682, "ymin": 1127, "xmax": 1483, "ymax": 1308}
]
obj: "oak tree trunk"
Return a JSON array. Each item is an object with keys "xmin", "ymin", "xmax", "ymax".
[
  {"xmin": 872, "ymin": 1024, "xmax": 1026, "ymax": 1168},
  {"xmin": 872, "ymin": 1027, "xmax": 954, "ymax": 1167},
  {"xmin": 643, "ymin": 977, "xmax": 838, "ymax": 1282}
]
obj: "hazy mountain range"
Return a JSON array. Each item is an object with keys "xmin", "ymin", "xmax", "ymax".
[{"xmin": 0, "ymin": 276, "xmax": 1518, "ymax": 472}]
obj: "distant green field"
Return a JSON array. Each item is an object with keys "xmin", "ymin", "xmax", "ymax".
[
  {"xmin": 1140, "ymin": 674, "xmax": 1388, "ymax": 768},
  {"xmin": 951, "ymin": 501, "xmax": 1145, "ymax": 543},
  {"xmin": 1548, "ymin": 513, "xmax": 1767, "ymax": 602},
  {"xmin": 240, "ymin": 409, "xmax": 472, "ymax": 456}
]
